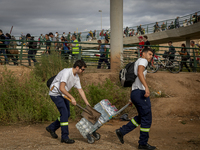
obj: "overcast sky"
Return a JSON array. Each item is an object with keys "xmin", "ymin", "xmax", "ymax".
[{"xmin": 0, "ymin": 0, "xmax": 199, "ymax": 36}]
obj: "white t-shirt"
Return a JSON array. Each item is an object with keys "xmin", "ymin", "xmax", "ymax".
[
  {"xmin": 49, "ymin": 68, "xmax": 82, "ymax": 96},
  {"xmin": 132, "ymin": 58, "xmax": 148, "ymax": 91}
]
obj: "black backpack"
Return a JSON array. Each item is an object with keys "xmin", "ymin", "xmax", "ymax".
[
  {"xmin": 46, "ymin": 75, "xmax": 57, "ymax": 88},
  {"xmin": 119, "ymin": 61, "xmax": 137, "ymax": 87}
]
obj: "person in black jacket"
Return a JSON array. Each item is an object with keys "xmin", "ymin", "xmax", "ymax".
[
  {"xmin": 0, "ymin": 29, "xmax": 8, "ymax": 64},
  {"xmin": 154, "ymin": 22, "xmax": 160, "ymax": 32},
  {"xmin": 179, "ymin": 43, "xmax": 190, "ymax": 72},
  {"xmin": 26, "ymin": 33, "xmax": 37, "ymax": 66},
  {"xmin": 168, "ymin": 41, "xmax": 176, "ymax": 62},
  {"xmin": 143, "ymin": 36, "xmax": 150, "ymax": 48}
]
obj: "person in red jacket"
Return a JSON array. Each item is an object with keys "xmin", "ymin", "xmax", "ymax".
[{"xmin": 137, "ymin": 36, "xmax": 145, "ymax": 57}]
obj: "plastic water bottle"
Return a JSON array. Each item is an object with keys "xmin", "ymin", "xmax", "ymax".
[
  {"xmin": 112, "ymin": 105, "xmax": 117, "ymax": 111},
  {"xmin": 85, "ymin": 128, "xmax": 90, "ymax": 133},
  {"xmin": 79, "ymin": 120, "xmax": 84, "ymax": 125}
]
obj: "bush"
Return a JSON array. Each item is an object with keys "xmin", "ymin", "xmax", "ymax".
[
  {"xmin": 0, "ymin": 69, "xmax": 59, "ymax": 124},
  {"xmin": 0, "ymin": 53, "xmax": 132, "ymax": 124},
  {"xmin": 33, "ymin": 51, "xmax": 72, "ymax": 81}
]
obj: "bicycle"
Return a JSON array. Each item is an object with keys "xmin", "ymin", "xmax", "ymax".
[{"xmin": 147, "ymin": 53, "xmax": 181, "ymax": 73}]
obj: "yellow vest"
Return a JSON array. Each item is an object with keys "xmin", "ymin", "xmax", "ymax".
[{"xmin": 72, "ymin": 39, "xmax": 79, "ymax": 54}]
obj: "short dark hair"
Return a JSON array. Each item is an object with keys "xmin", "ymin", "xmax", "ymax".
[
  {"xmin": 73, "ymin": 60, "xmax": 87, "ymax": 68},
  {"xmin": 168, "ymin": 41, "xmax": 172, "ymax": 44},
  {"xmin": 26, "ymin": 33, "xmax": 31, "ymax": 38},
  {"xmin": 49, "ymin": 32, "xmax": 53, "ymax": 36},
  {"xmin": 0, "ymin": 30, "xmax": 2, "ymax": 33},
  {"xmin": 190, "ymin": 41, "xmax": 195, "ymax": 44},
  {"xmin": 142, "ymin": 47, "xmax": 154, "ymax": 54},
  {"xmin": 143, "ymin": 35, "xmax": 148, "ymax": 39},
  {"xmin": 181, "ymin": 43, "xmax": 186, "ymax": 47},
  {"xmin": 6, "ymin": 33, "xmax": 11, "ymax": 39}
]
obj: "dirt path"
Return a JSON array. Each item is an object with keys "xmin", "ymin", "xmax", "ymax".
[
  {"xmin": 0, "ymin": 118, "xmax": 200, "ymax": 150},
  {"xmin": 0, "ymin": 66, "xmax": 200, "ymax": 150}
]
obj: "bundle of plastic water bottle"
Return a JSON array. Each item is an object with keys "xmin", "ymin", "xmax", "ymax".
[
  {"xmin": 95, "ymin": 99, "xmax": 118, "ymax": 117},
  {"xmin": 76, "ymin": 99, "xmax": 118, "ymax": 138}
]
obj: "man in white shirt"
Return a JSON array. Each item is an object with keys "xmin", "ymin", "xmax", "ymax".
[
  {"xmin": 116, "ymin": 48, "xmax": 156, "ymax": 150},
  {"xmin": 49, "ymin": 32, "xmax": 57, "ymax": 52},
  {"xmin": 46, "ymin": 60, "xmax": 90, "ymax": 144}
]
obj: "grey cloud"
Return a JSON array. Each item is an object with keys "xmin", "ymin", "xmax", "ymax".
[{"xmin": 0, "ymin": 0, "xmax": 199, "ymax": 36}]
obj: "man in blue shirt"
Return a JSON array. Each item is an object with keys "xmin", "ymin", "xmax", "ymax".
[
  {"xmin": 97, "ymin": 39, "xmax": 110, "ymax": 69},
  {"xmin": 60, "ymin": 36, "xmax": 70, "ymax": 61}
]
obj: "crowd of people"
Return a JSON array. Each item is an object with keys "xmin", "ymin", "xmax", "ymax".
[
  {"xmin": 1, "ymin": 11, "xmax": 200, "ymax": 68},
  {"xmin": 40, "ymin": 32, "xmax": 82, "ymax": 65},
  {"xmin": 0, "ymin": 29, "xmax": 84, "ymax": 66},
  {"xmin": 153, "ymin": 12, "xmax": 200, "ymax": 33},
  {"xmin": 122, "ymin": 12, "xmax": 200, "ymax": 37},
  {"xmin": 132, "ymin": 34, "xmax": 200, "ymax": 72},
  {"xmin": 0, "ymin": 30, "xmax": 19, "ymax": 65}
]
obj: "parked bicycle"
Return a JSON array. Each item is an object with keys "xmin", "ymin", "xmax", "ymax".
[{"xmin": 147, "ymin": 52, "xmax": 181, "ymax": 73}]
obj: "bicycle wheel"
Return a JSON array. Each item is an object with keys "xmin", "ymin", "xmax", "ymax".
[
  {"xmin": 147, "ymin": 60, "xmax": 159, "ymax": 73},
  {"xmin": 168, "ymin": 61, "xmax": 181, "ymax": 73}
]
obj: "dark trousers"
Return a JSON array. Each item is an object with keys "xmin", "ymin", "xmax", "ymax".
[
  {"xmin": 28, "ymin": 50, "xmax": 37, "ymax": 66},
  {"xmin": 97, "ymin": 55, "xmax": 110, "ymax": 69},
  {"xmin": 180, "ymin": 59, "xmax": 190, "ymax": 72},
  {"xmin": 72, "ymin": 54, "xmax": 79, "ymax": 60},
  {"xmin": 119, "ymin": 89, "xmax": 152, "ymax": 145},
  {"xmin": 168, "ymin": 56, "xmax": 175, "ymax": 64},
  {"xmin": 190, "ymin": 59, "xmax": 197, "ymax": 72},
  {"xmin": 48, "ymin": 96, "xmax": 70, "ymax": 140},
  {"xmin": 62, "ymin": 52, "xmax": 71, "ymax": 61},
  {"xmin": 0, "ymin": 49, "xmax": 8, "ymax": 63}
]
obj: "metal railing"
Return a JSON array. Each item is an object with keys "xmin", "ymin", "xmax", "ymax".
[
  {"xmin": 126, "ymin": 11, "xmax": 200, "ymax": 35},
  {"xmin": 0, "ymin": 39, "xmax": 199, "ymax": 72}
]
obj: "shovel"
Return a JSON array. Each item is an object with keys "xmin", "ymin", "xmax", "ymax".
[{"xmin": 62, "ymin": 95, "xmax": 101, "ymax": 125}]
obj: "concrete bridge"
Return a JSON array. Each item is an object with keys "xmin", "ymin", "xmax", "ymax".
[
  {"xmin": 82, "ymin": 22, "xmax": 200, "ymax": 49},
  {"xmin": 123, "ymin": 22, "xmax": 200, "ymax": 46}
]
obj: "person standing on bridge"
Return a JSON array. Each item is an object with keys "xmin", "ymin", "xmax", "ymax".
[
  {"xmin": 161, "ymin": 22, "xmax": 166, "ymax": 31},
  {"xmin": 175, "ymin": 17, "xmax": 180, "ymax": 28},
  {"xmin": 115, "ymin": 48, "xmax": 156, "ymax": 150},
  {"xmin": 154, "ymin": 22, "xmax": 160, "ymax": 32}
]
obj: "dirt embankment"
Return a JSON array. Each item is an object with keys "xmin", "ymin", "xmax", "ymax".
[{"xmin": 0, "ymin": 66, "xmax": 200, "ymax": 150}]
